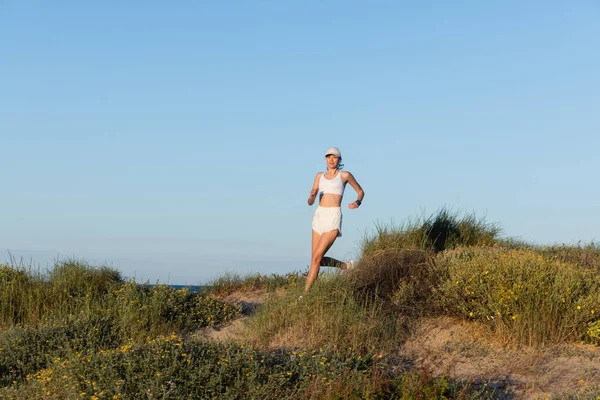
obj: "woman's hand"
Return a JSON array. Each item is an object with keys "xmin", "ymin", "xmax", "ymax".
[
  {"xmin": 308, "ymin": 189, "xmax": 318, "ymax": 206},
  {"xmin": 343, "ymin": 172, "xmax": 363, "ymax": 210}
]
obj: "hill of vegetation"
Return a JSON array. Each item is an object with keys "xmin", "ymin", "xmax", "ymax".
[{"xmin": 1, "ymin": 209, "xmax": 599, "ymax": 398}]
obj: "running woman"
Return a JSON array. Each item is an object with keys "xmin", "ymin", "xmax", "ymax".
[{"xmin": 306, "ymin": 147, "xmax": 364, "ymax": 293}]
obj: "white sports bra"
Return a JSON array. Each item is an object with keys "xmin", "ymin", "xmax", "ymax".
[{"xmin": 318, "ymin": 172, "xmax": 345, "ymax": 196}]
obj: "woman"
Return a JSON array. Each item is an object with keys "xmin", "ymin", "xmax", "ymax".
[{"xmin": 305, "ymin": 147, "xmax": 364, "ymax": 293}]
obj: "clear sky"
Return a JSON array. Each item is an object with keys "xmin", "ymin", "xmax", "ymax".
[{"xmin": 2, "ymin": 1, "xmax": 599, "ymax": 285}]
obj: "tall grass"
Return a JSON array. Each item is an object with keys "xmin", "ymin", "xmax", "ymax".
[
  {"xmin": 361, "ymin": 208, "xmax": 501, "ymax": 256},
  {"xmin": 246, "ymin": 273, "xmax": 406, "ymax": 356},
  {"xmin": 0, "ymin": 260, "xmax": 124, "ymax": 328},
  {"xmin": 350, "ymin": 249, "xmax": 436, "ymax": 312},
  {"xmin": 207, "ymin": 271, "xmax": 301, "ymax": 296},
  {"xmin": 49, "ymin": 260, "xmax": 123, "ymax": 297},
  {"xmin": 0, "ymin": 264, "xmax": 45, "ymax": 327},
  {"xmin": 536, "ymin": 242, "xmax": 600, "ymax": 272}
]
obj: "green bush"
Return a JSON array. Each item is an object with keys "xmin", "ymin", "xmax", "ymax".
[
  {"xmin": 435, "ymin": 247, "xmax": 600, "ymax": 345},
  {"xmin": 0, "ymin": 337, "xmax": 502, "ymax": 399},
  {"xmin": 0, "ymin": 272, "xmax": 241, "ymax": 388},
  {"xmin": 0, "ymin": 314, "xmax": 120, "ymax": 386},
  {"xmin": 111, "ymin": 282, "xmax": 241, "ymax": 340}
]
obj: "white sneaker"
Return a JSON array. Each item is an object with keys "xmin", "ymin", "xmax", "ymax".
[{"xmin": 345, "ymin": 260, "xmax": 356, "ymax": 271}]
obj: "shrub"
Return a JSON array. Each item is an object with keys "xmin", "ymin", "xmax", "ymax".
[
  {"xmin": 111, "ymin": 282, "xmax": 241, "ymax": 340},
  {"xmin": 0, "ymin": 314, "xmax": 120, "ymax": 386},
  {"xmin": 435, "ymin": 247, "xmax": 600, "ymax": 346},
  {"xmin": 0, "ymin": 279, "xmax": 241, "ymax": 386},
  {"xmin": 587, "ymin": 319, "xmax": 600, "ymax": 345},
  {"xmin": 0, "ymin": 337, "xmax": 501, "ymax": 399}
]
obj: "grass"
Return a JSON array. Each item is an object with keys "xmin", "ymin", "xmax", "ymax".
[
  {"xmin": 0, "ymin": 257, "xmax": 508, "ymax": 398},
  {"xmin": 2, "ymin": 209, "xmax": 599, "ymax": 398},
  {"xmin": 536, "ymin": 241, "xmax": 600, "ymax": 272},
  {"xmin": 0, "ymin": 260, "xmax": 124, "ymax": 328},
  {"xmin": 0, "ymin": 261, "xmax": 240, "ymax": 336},
  {"xmin": 206, "ymin": 271, "xmax": 302, "ymax": 296},
  {"xmin": 361, "ymin": 208, "xmax": 502, "ymax": 256},
  {"xmin": 246, "ymin": 273, "xmax": 406, "ymax": 356},
  {"xmin": 356, "ymin": 209, "xmax": 600, "ymax": 347},
  {"xmin": 0, "ymin": 260, "xmax": 241, "ymax": 392}
]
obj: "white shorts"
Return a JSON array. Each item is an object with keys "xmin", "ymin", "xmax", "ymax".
[{"xmin": 312, "ymin": 206, "xmax": 342, "ymax": 237}]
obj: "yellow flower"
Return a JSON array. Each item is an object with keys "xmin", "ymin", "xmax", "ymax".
[{"xmin": 577, "ymin": 305, "xmax": 581, "ymax": 310}]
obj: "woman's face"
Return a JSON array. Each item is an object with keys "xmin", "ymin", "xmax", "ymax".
[{"xmin": 326, "ymin": 154, "xmax": 340, "ymax": 169}]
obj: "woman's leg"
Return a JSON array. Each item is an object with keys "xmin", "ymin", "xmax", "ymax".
[
  {"xmin": 321, "ymin": 257, "xmax": 347, "ymax": 269},
  {"xmin": 311, "ymin": 231, "xmax": 347, "ymax": 269},
  {"xmin": 311, "ymin": 229, "xmax": 321, "ymax": 256},
  {"xmin": 305, "ymin": 229, "xmax": 339, "ymax": 293}
]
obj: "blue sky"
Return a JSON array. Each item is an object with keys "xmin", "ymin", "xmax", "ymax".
[{"xmin": 2, "ymin": 1, "xmax": 599, "ymax": 284}]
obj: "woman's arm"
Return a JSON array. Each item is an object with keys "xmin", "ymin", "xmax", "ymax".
[
  {"xmin": 343, "ymin": 171, "xmax": 364, "ymax": 209},
  {"xmin": 308, "ymin": 173, "xmax": 321, "ymax": 206}
]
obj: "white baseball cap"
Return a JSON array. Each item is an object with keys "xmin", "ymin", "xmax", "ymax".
[{"xmin": 325, "ymin": 147, "xmax": 341, "ymax": 158}]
